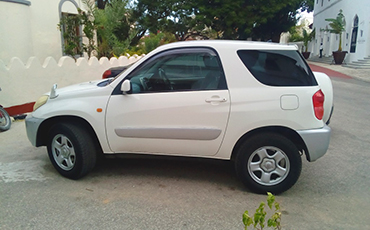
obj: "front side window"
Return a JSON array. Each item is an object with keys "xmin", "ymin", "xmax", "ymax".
[
  {"xmin": 237, "ymin": 50, "xmax": 317, "ymax": 86},
  {"xmin": 126, "ymin": 48, "xmax": 227, "ymax": 93}
]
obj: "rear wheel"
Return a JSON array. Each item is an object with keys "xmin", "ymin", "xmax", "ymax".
[
  {"xmin": 0, "ymin": 107, "xmax": 11, "ymax": 132},
  {"xmin": 235, "ymin": 133, "xmax": 302, "ymax": 194},
  {"xmin": 47, "ymin": 123, "xmax": 97, "ymax": 179}
]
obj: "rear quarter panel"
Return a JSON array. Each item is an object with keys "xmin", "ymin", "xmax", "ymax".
[{"xmin": 214, "ymin": 46, "xmax": 325, "ymax": 159}]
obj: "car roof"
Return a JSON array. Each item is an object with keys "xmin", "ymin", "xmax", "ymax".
[{"xmin": 154, "ymin": 40, "xmax": 298, "ymax": 52}]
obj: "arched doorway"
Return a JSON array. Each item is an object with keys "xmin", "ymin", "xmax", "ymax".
[{"xmin": 350, "ymin": 15, "xmax": 359, "ymax": 53}]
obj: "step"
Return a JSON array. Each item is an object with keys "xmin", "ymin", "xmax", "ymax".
[
  {"xmin": 351, "ymin": 62, "xmax": 370, "ymax": 66},
  {"xmin": 354, "ymin": 59, "xmax": 370, "ymax": 63},
  {"xmin": 344, "ymin": 64, "xmax": 370, "ymax": 69},
  {"xmin": 349, "ymin": 61, "xmax": 370, "ymax": 65},
  {"xmin": 308, "ymin": 55, "xmax": 370, "ymax": 69},
  {"xmin": 308, "ymin": 58, "xmax": 333, "ymax": 64}
]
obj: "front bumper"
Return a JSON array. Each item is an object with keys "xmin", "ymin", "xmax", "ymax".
[
  {"xmin": 25, "ymin": 114, "xmax": 44, "ymax": 147},
  {"xmin": 298, "ymin": 125, "xmax": 331, "ymax": 162}
]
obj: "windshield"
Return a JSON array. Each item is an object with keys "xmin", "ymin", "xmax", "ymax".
[{"xmin": 109, "ymin": 63, "xmax": 134, "ymax": 84}]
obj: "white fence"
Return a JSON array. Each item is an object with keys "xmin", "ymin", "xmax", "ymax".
[{"xmin": 0, "ymin": 55, "xmax": 143, "ymax": 107}]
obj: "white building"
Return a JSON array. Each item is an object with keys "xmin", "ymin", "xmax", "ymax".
[
  {"xmin": 312, "ymin": 0, "xmax": 370, "ymax": 63},
  {"xmin": 0, "ymin": 0, "xmax": 91, "ymax": 64}
]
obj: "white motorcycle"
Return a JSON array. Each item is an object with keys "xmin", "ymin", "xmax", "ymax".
[{"xmin": 0, "ymin": 87, "xmax": 11, "ymax": 132}]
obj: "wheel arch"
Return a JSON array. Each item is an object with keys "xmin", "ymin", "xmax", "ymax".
[
  {"xmin": 36, "ymin": 116, "xmax": 103, "ymax": 153},
  {"xmin": 231, "ymin": 126, "xmax": 309, "ymax": 161}
]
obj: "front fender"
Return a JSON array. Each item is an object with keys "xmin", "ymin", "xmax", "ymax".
[{"xmin": 31, "ymin": 94, "xmax": 112, "ymax": 153}]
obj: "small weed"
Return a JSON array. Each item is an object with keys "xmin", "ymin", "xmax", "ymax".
[{"xmin": 243, "ymin": 192, "xmax": 282, "ymax": 230}]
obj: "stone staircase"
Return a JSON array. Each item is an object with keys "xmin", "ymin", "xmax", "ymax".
[
  {"xmin": 308, "ymin": 56, "xmax": 334, "ymax": 65},
  {"xmin": 344, "ymin": 56, "xmax": 370, "ymax": 69},
  {"xmin": 308, "ymin": 55, "xmax": 370, "ymax": 69}
]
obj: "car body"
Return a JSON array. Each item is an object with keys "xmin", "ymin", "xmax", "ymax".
[{"xmin": 25, "ymin": 40, "xmax": 332, "ymax": 194}]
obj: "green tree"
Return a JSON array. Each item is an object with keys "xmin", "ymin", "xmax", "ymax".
[
  {"xmin": 96, "ymin": 0, "xmax": 108, "ymax": 9},
  {"xmin": 132, "ymin": 0, "xmax": 199, "ymax": 41},
  {"xmin": 133, "ymin": 0, "xmax": 314, "ymax": 42},
  {"xmin": 194, "ymin": 0, "xmax": 252, "ymax": 39},
  {"xmin": 93, "ymin": 0, "xmax": 138, "ymax": 57},
  {"xmin": 138, "ymin": 32, "xmax": 177, "ymax": 53},
  {"xmin": 80, "ymin": 0, "xmax": 97, "ymax": 58},
  {"xmin": 250, "ymin": 0, "xmax": 314, "ymax": 42},
  {"xmin": 60, "ymin": 0, "xmax": 316, "ymax": 58},
  {"xmin": 288, "ymin": 24, "xmax": 304, "ymax": 42}
]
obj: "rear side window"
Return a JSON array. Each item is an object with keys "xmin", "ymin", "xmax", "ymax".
[{"xmin": 237, "ymin": 50, "xmax": 317, "ymax": 86}]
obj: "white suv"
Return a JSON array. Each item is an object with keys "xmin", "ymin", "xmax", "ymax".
[{"xmin": 26, "ymin": 41, "xmax": 332, "ymax": 194}]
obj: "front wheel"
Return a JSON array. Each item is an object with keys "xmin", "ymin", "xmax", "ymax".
[
  {"xmin": 47, "ymin": 123, "xmax": 97, "ymax": 179},
  {"xmin": 235, "ymin": 133, "xmax": 302, "ymax": 194},
  {"xmin": 0, "ymin": 107, "xmax": 11, "ymax": 132}
]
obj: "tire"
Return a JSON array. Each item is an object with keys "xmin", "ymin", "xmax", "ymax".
[
  {"xmin": 235, "ymin": 133, "xmax": 302, "ymax": 194},
  {"xmin": 47, "ymin": 123, "xmax": 97, "ymax": 179},
  {"xmin": 0, "ymin": 107, "xmax": 11, "ymax": 132}
]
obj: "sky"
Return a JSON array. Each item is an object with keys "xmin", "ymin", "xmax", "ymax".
[{"xmin": 298, "ymin": 10, "xmax": 314, "ymax": 24}]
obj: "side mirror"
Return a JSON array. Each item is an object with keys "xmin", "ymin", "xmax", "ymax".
[{"xmin": 121, "ymin": 79, "xmax": 132, "ymax": 94}]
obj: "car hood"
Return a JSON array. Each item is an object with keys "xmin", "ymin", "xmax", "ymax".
[{"xmin": 47, "ymin": 79, "xmax": 112, "ymax": 99}]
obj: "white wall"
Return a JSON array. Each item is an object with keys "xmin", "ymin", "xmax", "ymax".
[
  {"xmin": 0, "ymin": 0, "xmax": 144, "ymax": 109},
  {"xmin": 0, "ymin": 55, "xmax": 143, "ymax": 108},
  {"xmin": 0, "ymin": 0, "xmax": 93, "ymax": 64},
  {"xmin": 0, "ymin": 1, "xmax": 34, "ymax": 64},
  {"xmin": 313, "ymin": 0, "xmax": 370, "ymax": 62},
  {"xmin": 29, "ymin": 0, "xmax": 64, "ymax": 63}
]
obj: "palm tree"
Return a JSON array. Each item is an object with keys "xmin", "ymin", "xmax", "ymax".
[
  {"xmin": 302, "ymin": 28, "xmax": 315, "ymax": 53},
  {"xmin": 325, "ymin": 9, "xmax": 345, "ymax": 52}
]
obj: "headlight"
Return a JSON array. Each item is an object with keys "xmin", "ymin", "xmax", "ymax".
[{"xmin": 33, "ymin": 95, "xmax": 49, "ymax": 111}]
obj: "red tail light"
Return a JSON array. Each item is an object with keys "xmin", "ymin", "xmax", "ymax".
[
  {"xmin": 102, "ymin": 70, "xmax": 112, "ymax": 79},
  {"xmin": 313, "ymin": 90, "xmax": 325, "ymax": 120}
]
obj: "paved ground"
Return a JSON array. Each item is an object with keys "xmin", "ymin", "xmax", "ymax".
[{"xmin": 308, "ymin": 61, "xmax": 370, "ymax": 83}]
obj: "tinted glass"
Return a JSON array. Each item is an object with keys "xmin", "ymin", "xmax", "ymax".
[
  {"xmin": 126, "ymin": 48, "xmax": 227, "ymax": 93},
  {"xmin": 237, "ymin": 50, "xmax": 317, "ymax": 86}
]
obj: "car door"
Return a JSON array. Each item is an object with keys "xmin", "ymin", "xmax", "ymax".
[{"xmin": 105, "ymin": 48, "xmax": 230, "ymax": 156}]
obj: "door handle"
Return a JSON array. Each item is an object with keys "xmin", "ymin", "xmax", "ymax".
[{"xmin": 205, "ymin": 97, "xmax": 227, "ymax": 103}]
